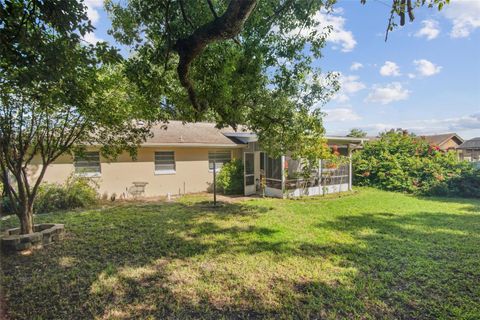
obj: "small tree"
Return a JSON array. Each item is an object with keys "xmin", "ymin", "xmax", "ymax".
[{"xmin": 0, "ymin": 1, "xmax": 159, "ymax": 234}]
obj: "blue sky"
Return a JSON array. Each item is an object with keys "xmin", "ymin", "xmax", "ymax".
[{"xmin": 84, "ymin": 0, "xmax": 480, "ymax": 139}]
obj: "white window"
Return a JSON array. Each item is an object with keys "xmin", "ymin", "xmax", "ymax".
[
  {"xmin": 208, "ymin": 150, "xmax": 231, "ymax": 171},
  {"xmin": 155, "ymin": 151, "xmax": 176, "ymax": 174},
  {"xmin": 74, "ymin": 152, "xmax": 101, "ymax": 177}
]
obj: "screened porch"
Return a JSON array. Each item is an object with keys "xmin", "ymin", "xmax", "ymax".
[{"xmin": 241, "ymin": 138, "xmax": 362, "ymax": 198}]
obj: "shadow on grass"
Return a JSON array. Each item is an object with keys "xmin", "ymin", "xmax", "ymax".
[
  {"xmin": 314, "ymin": 210, "xmax": 480, "ymax": 318},
  {"xmin": 414, "ymin": 194, "xmax": 480, "ymax": 213},
  {"xmin": 1, "ymin": 200, "xmax": 480, "ymax": 319}
]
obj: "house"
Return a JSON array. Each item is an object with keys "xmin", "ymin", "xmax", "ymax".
[
  {"xmin": 32, "ymin": 121, "xmax": 366, "ymax": 199},
  {"xmin": 420, "ymin": 133, "xmax": 464, "ymax": 151},
  {"xmin": 457, "ymin": 137, "xmax": 480, "ymax": 164}
]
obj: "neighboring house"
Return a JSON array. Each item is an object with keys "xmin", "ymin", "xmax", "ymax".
[
  {"xmin": 31, "ymin": 121, "xmax": 366, "ymax": 199},
  {"xmin": 457, "ymin": 137, "xmax": 480, "ymax": 164},
  {"xmin": 420, "ymin": 133, "xmax": 464, "ymax": 151}
]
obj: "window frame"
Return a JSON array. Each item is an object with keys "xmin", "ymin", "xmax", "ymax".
[
  {"xmin": 208, "ymin": 150, "xmax": 232, "ymax": 172},
  {"xmin": 74, "ymin": 151, "xmax": 101, "ymax": 177},
  {"xmin": 154, "ymin": 151, "xmax": 176, "ymax": 175}
]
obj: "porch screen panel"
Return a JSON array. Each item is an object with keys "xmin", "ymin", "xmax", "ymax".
[
  {"xmin": 260, "ymin": 152, "xmax": 265, "ymax": 172},
  {"xmin": 245, "ymin": 153, "xmax": 254, "ymax": 186},
  {"xmin": 265, "ymin": 156, "xmax": 282, "ymax": 189},
  {"xmin": 321, "ymin": 160, "xmax": 350, "ymax": 186}
]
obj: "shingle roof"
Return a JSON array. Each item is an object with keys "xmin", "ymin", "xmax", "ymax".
[
  {"xmin": 142, "ymin": 121, "xmax": 368, "ymax": 147},
  {"xmin": 421, "ymin": 133, "xmax": 463, "ymax": 146},
  {"xmin": 457, "ymin": 137, "xmax": 480, "ymax": 149},
  {"xmin": 143, "ymin": 121, "xmax": 247, "ymax": 146}
]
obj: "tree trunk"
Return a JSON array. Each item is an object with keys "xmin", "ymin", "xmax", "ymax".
[{"xmin": 19, "ymin": 202, "xmax": 34, "ymax": 234}]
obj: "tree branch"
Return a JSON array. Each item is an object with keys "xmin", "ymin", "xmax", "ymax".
[
  {"xmin": 206, "ymin": 0, "xmax": 219, "ymax": 19},
  {"xmin": 173, "ymin": 0, "xmax": 257, "ymax": 112},
  {"xmin": 179, "ymin": 0, "xmax": 195, "ymax": 30}
]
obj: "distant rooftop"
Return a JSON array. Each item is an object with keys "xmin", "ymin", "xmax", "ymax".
[
  {"xmin": 457, "ymin": 137, "xmax": 480, "ymax": 149},
  {"xmin": 420, "ymin": 133, "xmax": 464, "ymax": 146}
]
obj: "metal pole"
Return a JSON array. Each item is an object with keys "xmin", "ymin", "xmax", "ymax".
[{"xmin": 213, "ymin": 160, "xmax": 217, "ymax": 206}]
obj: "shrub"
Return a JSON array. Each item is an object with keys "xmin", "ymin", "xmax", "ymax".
[
  {"xmin": 216, "ymin": 159, "xmax": 244, "ymax": 195},
  {"xmin": 427, "ymin": 168, "xmax": 480, "ymax": 198},
  {"xmin": 353, "ymin": 130, "xmax": 480, "ymax": 198},
  {"xmin": 1, "ymin": 195, "xmax": 13, "ymax": 215},
  {"xmin": 34, "ymin": 177, "xmax": 98, "ymax": 214}
]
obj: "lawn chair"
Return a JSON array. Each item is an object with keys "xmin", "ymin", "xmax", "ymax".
[{"xmin": 128, "ymin": 181, "xmax": 148, "ymax": 198}]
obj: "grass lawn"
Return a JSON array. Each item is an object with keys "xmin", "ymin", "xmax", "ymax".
[{"xmin": 1, "ymin": 188, "xmax": 479, "ymax": 319}]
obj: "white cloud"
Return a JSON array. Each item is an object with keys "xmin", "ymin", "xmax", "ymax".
[
  {"xmin": 350, "ymin": 62, "xmax": 363, "ymax": 71},
  {"xmin": 365, "ymin": 82, "xmax": 410, "ymax": 105},
  {"xmin": 443, "ymin": 0, "xmax": 480, "ymax": 38},
  {"xmin": 407, "ymin": 73, "xmax": 416, "ymax": 79},
  {"xmin": 413, "ymin": 59, "xmax": 442, "ymax": 77},
  {"xmin": 359, "ymin": 113, "xmax": 480, "ymax": 135},
  {"xmin": 415, "ymin": 113, "xmax": 480, "ymax": 132},
  {"xmin": 331, "ymin": 93, "xmax": 350, "ymax": 103},
  {"xmin": 379, "ymin": 61, "xmax": 401, "ymax": 77},
  {"xmin": 84, "ymin": 32, "xmax": 103, "ymax": 44},
  {"xmin": 325, "ymin": 108, "xmax": 361, "ymax": 122},
  {"xmin": 84, "ymin": 0, "xmax": 103, "ymax": 24},
  {"xmin": 82, "ymin": 0, "xmax": 103, "ymax": 44},
  {"xmin": 341, "ymin": 74, "xmax": 366, "ymax": 94},
  {"xmin": 331, "ymin": 73, "xmax": 366, "ymax": 102},
  {"xmin": 414, "ymin": 19, "xmax": 440, "ymax": 40},
  {"xmin": 279, "ymin": 9, "xmax": 356, "ymax": 52}
]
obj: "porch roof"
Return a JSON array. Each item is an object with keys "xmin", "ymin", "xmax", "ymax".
[{"xmin": 223, "ymin": 132, "xmax": 368, "ymax": 145}]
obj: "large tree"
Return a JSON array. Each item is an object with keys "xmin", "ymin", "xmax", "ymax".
[
  {"xmin": 106, "ymin": 0, "xmax": 449, "ymax": 155},
  {"xmin": 0, "ymin": 0, "xmax": 160, "ymax": 234}
]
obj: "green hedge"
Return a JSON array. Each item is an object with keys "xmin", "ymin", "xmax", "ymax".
[{"xmin": 353, "ymin": 130, "xmax": 479, "ymax": 198}]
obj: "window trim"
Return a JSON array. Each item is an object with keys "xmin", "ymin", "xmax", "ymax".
[
  {"xmin": 154, "ymin": 151, "xmax": 176, "ymax": 175},
  {"xmin": 74, "ymin": 151, "xmax": 101, "ymax": 177},
  {"xmin": 208, "ymin": 150, "xmax": 232, "ymax": 172}
]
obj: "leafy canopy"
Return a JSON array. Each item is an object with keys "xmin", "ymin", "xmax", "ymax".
[
  {"xmin": 107, "ymin": 0, "xmax": 341, "ymax": 156},
  {"xmin": 106, "ymin": 0, "xmax": 450, "ymax": 156}
]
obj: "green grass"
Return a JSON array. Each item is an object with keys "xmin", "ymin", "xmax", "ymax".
[{"xmin": 1, "ymin": 188, "xmax": 479, "ymax": 319}]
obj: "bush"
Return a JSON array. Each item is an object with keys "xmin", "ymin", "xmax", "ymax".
[
  {"xmin": 353, "ymin": 130, "xmax": 480, "ymax": 198},
  {"xmin": 427, "ymin": 168, "xmax": 480, "ymax": 198},
  {"xmin": 216, "ymin": 159, "xmax": 244, "ymax": 195},
  {"xmin": 1, "ymin": 195, "xmax": 13, "ymax": 215},
  {"xmin": 34, "ymin": 177, "xmax": 98, "ymax": 214}
]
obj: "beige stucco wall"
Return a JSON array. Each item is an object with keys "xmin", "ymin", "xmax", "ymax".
[{"xmin": 31, "ymin": 147, "xmax": 244, "ymax": 198}]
